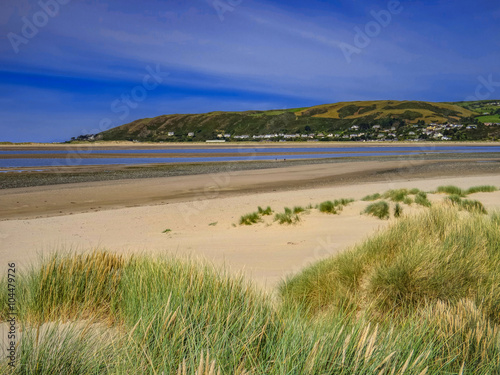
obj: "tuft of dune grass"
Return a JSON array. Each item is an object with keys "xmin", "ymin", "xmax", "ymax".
[
  {"xmin": 239, "ymin": 212, "xmax": 262, "ymax": 225},
  {"xmin": 445, "ymin": 195, "xmax": 487, "ymax": 214},
  {"xmin": 1, "ymin": 251, "xmax": 126, "ymax": 323},
  {"xmin": 274, "ymin": 207, "xmax": 301, "ymax": 224},
  {"xmin": 466, "ymin": 185, "xmax": 498, "ymax": 194},
  {"xmin": 361, "ymin": 193, "xmax": 381, "ymax": 201},
  {"xmin": 292, "ymin": 206, "xmax": 306, "ymax": 214},
  {"xmin": 383, "ymin": 189, "xmax": 409, "ymax": 202},
  {"xmin": 394, "ymin": 203, "xmax": 403, "ymax": 218},
  {"xmin": 414, "ymin": 192, "xmax": 432, "ymax": 207},
  {"xmin": 318, "ymin": 198, "xmax": 354, "ymax": 214},
  {"xmin": 435, "ymin": 185, "xmax": 465, "ymax": 197},
  {"xmin": 363, "ymin": 201, "xmax": 390, "ymax": 220},
  {"xmin": 257, "ymin": 206, "xmax": 273, "ymax": 216}
]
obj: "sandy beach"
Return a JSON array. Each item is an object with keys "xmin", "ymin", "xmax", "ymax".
[{"xmin": 2, "ymin": 157, "xmax": 500, "ymax": 289}]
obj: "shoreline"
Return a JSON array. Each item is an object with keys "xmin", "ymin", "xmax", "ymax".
[
  {"xmin": 1, "ymin": 152, "xmax": 500, "ymax": 190},
  {"xmin": 2, "ymin": 156, "xmax": 500, "ymax": 221}
]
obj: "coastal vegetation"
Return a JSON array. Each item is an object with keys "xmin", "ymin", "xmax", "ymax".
[
  {"xmin": 393, "ymin": 203, "xmax": 403, "ymax": 218},
  {"xmin": 445, "ymin": 195, "xmax": 488, "ymax": 214},
  {"xmin": 466, "ymin": 185, "xmax": 498, "ymax": 194},
  {"xmin": 363, "ymin": 201, "xmax": 390, "ymax": 220},
  {"xmin": 318, "ymin": 198, "xmax": 354, "ymax": 214},
  {"xmin": 257, "ymin": 206, "xmax": 273, "ymax": 216},
  {"xmin": 3, "ymin": 203, "xmax": 500, "ymax": 374},
  {"xmin": 361, "ymin": 193, "xmax": 381, "ymax": 201},
  {"xmin": 239, "ymin": 212, "xmax": 263, "ymax": 225},
  {"xmin": 274, "ymin": 208, "xmax": 301, "ymax": 225},
  {"xmin": 234, "ymin": 186, "xmax": 498, "ymax": 225},
  {"xmin": 436, "ymin": 185, "xmax": 466, "ymax": 196},
  {"xmin": 414, "ymin": 191, "xmax": 432, "ymax": 207}
]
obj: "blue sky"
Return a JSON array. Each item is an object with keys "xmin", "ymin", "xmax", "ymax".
[{"xmin": 0, "ymin": 0, "xmax": 499, "ymax": 142}]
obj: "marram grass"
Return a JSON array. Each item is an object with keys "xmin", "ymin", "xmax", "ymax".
[
  {"xmin": 363, "ymin": 200, "xmax": 390, "ymax": 219},
  {"xmin": 281, "ymin": 205, "xmax": 500, "ymax": 373},
  {"xmin": 2, "ymin": 206, "xmax": 500, "ymax": 374}
]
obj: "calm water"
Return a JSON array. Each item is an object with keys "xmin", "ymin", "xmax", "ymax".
[
  {"xmin": 1, "ymin": 146, "xmax": 500, "ymax": 155},
  {"xmin": 1, "ymin": 145, "xmax": 500, "ymax": 168}
]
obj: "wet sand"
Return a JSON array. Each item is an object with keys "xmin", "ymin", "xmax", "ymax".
[{"xmin": 2, "ymin": 158, "xmax": 500, "ymax": 220}]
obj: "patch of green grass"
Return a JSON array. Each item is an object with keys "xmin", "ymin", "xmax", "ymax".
[
  {"xmin": 445, "ymin": 196, "xmax": 488, "ymax": 214},
  {"xmin": 436, "ymin": 185, "xmax": 465, "ymax": 197},
  {"xmin": 415, "ymin": 192, "xmax": 432, "ymax": 207},
  {"xmin": 403, "ymin": 197, "xmax": 413, "ymax": 205},
  {"xmin": 239, "ymin": 212, "xmax": 262, "ymax": 225},
  {"xmin": 319, "ymin": 201, "xmax": 338, "ymax": 214},
  {"xmin": 335, "ymin": 198, "xmax": 354, "ymax": 206},
  {"xmin": 162, "ymin": 228, "xmax": 172, "ymax": 233},
  {"xmin": 363, "ymin": 201, "xmax": 390, "ymax": 220},
  {"xmin": 274, "ymin": 208, "xmax": 301, "ymax": 225},
  {"xmin": 208, "ymin": 222, "xmax": 218, "ymax": 226},
  {"xmin": 409, "ymin": 188, "xmax": 420, "ymax": 195},
  {"xmin": 257, "ymin": 206, "xmax": 273, "ymax": 216},
  {"xmin": 460, "ymin": 199, "xmax": 488, "ymax": 214},
  {"xmin": 292, "ymin": 206, "xmax": 306, "ymax": 214},
  {"xmin": 383, "ymin": 189, "xmax": 409, "ymax": 202},
  {"xmin": 361, "ymin": 193, "xmax": 381, "ymax": 201},
  {"xmin": 446, "ymin": 194, "xmax": 463, "ymax": 204},
  {"xmin": 318, "ymin": 198, "xmax": 354, "ymax": 214},
  {"xmin": 445, "ymin": 195, "xmax": 487, "ymax": 214},
  {"xmin": 477, "ymin": 114, "xmax": 500, "ymax": 123},
  {"xmin": 466, "ymin": 185, "xmax": 498, "ymax": 194},
  {"xmin": 394, "ymin": 203, "xmax": 403, "ymax": 218}
]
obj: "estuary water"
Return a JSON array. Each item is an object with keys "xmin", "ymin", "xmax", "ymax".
[{"xmin": 1, "ymin": 145, "xmax": 500, "ymax": 168}]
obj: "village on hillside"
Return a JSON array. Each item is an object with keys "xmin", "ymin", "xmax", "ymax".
[{"xmin": 73, "ymin": 121, "xmax": 500, "ymax": 143}]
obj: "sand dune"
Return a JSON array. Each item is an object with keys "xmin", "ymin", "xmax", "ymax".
[{"xmin": 2, "ymin": 172, "xmax": 500, "ymax": 289}]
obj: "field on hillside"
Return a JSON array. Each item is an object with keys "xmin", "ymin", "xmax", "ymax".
[
  {"xmin": 478, "ymin": 115, "xmax": 500, "ymax": 123},
  {"xmin": 297, "ymin": 100, "xmax": 475, "ymax": 124}
]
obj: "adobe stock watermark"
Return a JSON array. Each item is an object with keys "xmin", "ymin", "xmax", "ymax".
[
  {"xmin": 54, "ymin": 64, "xmax": 167, "ymax": 169},
  {"xmin": 340, "ymin": 0, "xmax": 403, "ymax": 63},
  {"xmin": 465, "ymin": 74, "xmax": 500, "ymax": 101},
  {"xmin": 176, "ymin": 149, "xmax": 259, "ymax": 224},
  {"xmin": 212, "ymin": 0, "xmax": 243, "ymax": 22},
  {"xmin": 7, "ymin": 0, "xmax": 71, "ymax": 54}
]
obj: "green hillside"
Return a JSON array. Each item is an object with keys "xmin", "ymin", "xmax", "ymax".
[{"xmin": 83, "ymin": 100, "xmax": 500, "ymax": 142}]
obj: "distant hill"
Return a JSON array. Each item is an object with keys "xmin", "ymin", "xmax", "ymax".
[{"xmin": 81, "ymin": 100, "xmax": 500, "ymax": 142}]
